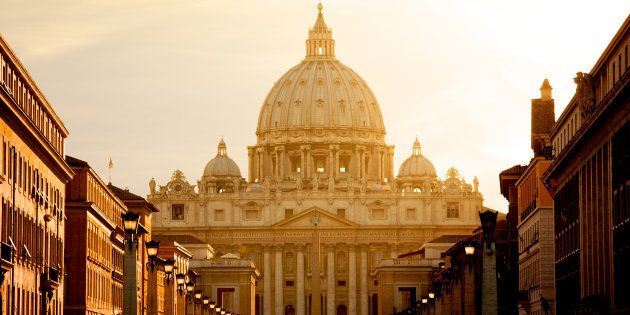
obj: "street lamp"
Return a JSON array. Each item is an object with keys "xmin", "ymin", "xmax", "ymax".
[
  {"xmin": 122, "ymin": 212, "xmax": 140, "ymax": 239},
  {"xmin": 479, "ymin": 209, "xmax": 498, "ymax": 249},
  {"xmin": 176, "ymin": 273, "xmax": 186, "ymax": 293},
  {"xmin": 194, "ymin": 290, "xmax": 203, "ymax": 300},
  {"xmin": 428, "ymin": 288, "xmax": 435, "ymax": 300},
  {"xmin": 146, "ymin": 240, "xmax": 160, "ymax": 270},
  {"xmin": 163, "ymin": 259, "xmax": 175, "ymax": 284},
  {"xmin": 221, "ymin": 310, "xmax": 226, "ymax": 315},
  {"xmin": 464, "ymin": 240, "xmax": 476, "ymax": 256},
  {"xmin": 186, "ymin": 282, "xmax": 195, "ymax": 294}
]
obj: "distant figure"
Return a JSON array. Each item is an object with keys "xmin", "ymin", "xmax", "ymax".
[
  {"xmin": 149, "ymin": 177, "xmax": 156, "ymax": 194},
  {"xmin": 312, "ymin": 172, "xmax": 319, "ymax": 191},
  {"xmin": 473, "ymin": 176, "xmax": 479, "ymax": 193},
  {"xmin": 296, "ymin": 175, "xmax": 303, "ymax": 191},
  {"xmin": 233, "ymin": 177, "xmax": 240, "ymax": 193},
  {"xmin": 360, "ymin": 177, "xmax": 367, "ymax": 193},
  {"xmin": 328, "ymin": 176, "xmax": 335, "ymax": 192}
]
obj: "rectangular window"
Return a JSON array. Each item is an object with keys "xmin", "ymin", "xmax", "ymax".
[
  {"xmin": 244, "ymin": 209, "xmax": 260, "ymax": 221},
  {"xmin": 336, "ymin": 208, "xmax": 346, "ymax": 218},
  {"xmin": 285, "ymin": 280, "xmax": 294, "ymax": 287},
  {"xmin": 370, "ymin": 208, "xmax": 386, "ymax": 220},
  {"xmin": 285, "ymin": 209, "xmax": 294, "ymax": 219},
  {"xmin": 406, "ymin": 208, "xmax": 416, "ymax": 220},
  {"xmin": 214, "ymin": 209, "xmax": 225, "ymax": 221},
  {"xmin": 171, "ymin": 204, "xmax": 185, "ymax": 220},
  {"xmin": 446, "ymin": 202, "xmax": 459, "ymax": 218},
  {"xmin": 337, "ymin": 280, "xmax": 346, "ymax": 287}
]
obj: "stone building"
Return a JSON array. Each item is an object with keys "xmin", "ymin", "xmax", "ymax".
[
  {"xmin": 150, "ymin": 4, "xmax": 483, "ymax": 315},
  {"xmin": 0, "ymin": 34, "xmax": 73, "ymax": 314},
  {"xmin": 543, "ymin": 14, "xmax": 630, "ymax": 314},
  {"xmin": 64, "ymin": 156, "xmax": 127, "ymax": 315},
  {"xmin": 513, "ymin": 81, "xmax": 555, "ymax": 315}
]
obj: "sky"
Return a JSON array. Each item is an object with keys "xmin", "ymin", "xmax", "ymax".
[{"xmin": 1, "ymin": 1, "xmax": 628, "ymax": 211}]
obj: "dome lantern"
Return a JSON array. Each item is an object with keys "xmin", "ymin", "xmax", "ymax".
[{"xmin": 305, "ymin": 2, "xmax": 335, "ymax": 60}]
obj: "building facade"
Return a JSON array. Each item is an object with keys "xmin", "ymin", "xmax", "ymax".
[
  {"xmin": 64, "ymin": 156, "xmax": 127, "ymax": 315},
  {"xmin": 514, "ymin": 81, "xmax": 555, "ymax": 315},
  {"xmin": 0, "ymin": 34, "xmax": 73, "ymax": 314},
  {"xmin": 150, "ymin": 4, "xmax": 484, "ymax": 315},
  {"xmin": 544, "ymin": 15, "xmax": 630, "ymax": 314}
]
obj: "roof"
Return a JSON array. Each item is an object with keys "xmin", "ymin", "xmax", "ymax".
[
  {"xmin": 65, "ymin": 155, "xmax": 89, "ymax": 167},
  {"xmin": 152, "ymin": 234, "xmax": 206, "ymax": 245},
  {"xmin": 499, "ymin": 165, "xmax": 527, "ymax": 176},
  {"xmin": 107, "ymin": 183, "xmax": 146, "ymax": 201}
]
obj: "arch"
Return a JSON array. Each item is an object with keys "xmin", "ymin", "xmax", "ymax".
[
  {"xmin": 285, "ymin": 305, "xmax": 296, "ymax": 315},
  {"xmin": 336, "ymin": 304, "xmax": 348, "ymax": 315}
]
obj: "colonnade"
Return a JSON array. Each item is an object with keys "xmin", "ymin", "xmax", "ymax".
[
  {"xmin": 248, "ymin": 145, "xmax": 395, "ymax": 184},
  {"xmin": 261, "ymin": 243, "xmax": 370, "ymax": 315}
]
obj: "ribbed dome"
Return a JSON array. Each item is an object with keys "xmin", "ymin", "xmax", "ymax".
[
  {"xmin": 255, "ymin": 3, "xmax": 385, "ymax": 142},
  {"xmin": 398, "ymin": 138, "xmax": 436, "ymax": 179},
  {"xmin": 203, "ymin": 139, "xmax": 241, "ymax": 178}
]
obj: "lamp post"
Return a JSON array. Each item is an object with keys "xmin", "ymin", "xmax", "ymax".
[
  {"xmin": 202, "ymin": 296, "xmax": 210, "ymax": 314},
  {"xmin": 478, "ymin": 209, "xmax": 499, "ymax": 314},
  {"xmin": 209, "ymin": 301, "xmax": 216, "ymax": 314},
  {"xmin": 121, "ymin": 211, "xmax": 141, "ymax": 315}
]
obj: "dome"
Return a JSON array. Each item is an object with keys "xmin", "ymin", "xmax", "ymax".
[
  {"xmin": 255, "ymin": 4, "xmax": 385, "ymax": 144},
  {"xmin": 398, "ymin": 138, "xmax": 437, "ymax": 179},
  {"xmin": 203, "ymin": 139, "xmax": 241, "ymax": 178}
]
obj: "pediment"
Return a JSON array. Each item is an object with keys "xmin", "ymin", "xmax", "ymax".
[{"xmin": 273, "ymin": 207, "xmax": 359, "ymax": 228}]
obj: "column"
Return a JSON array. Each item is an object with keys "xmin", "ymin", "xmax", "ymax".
[
  {"xmin": 348, "ymin": 245, "xmax": 357, "ymax": 315},
  {"xmin": 275, "ymin": 245, "xmax": 284, "ymax": 315},
  {"xmin": 360, "ymin": 244, "xmax": 368, "ymax": 315},
  {"xmin": 263, "ymin": 245, "xmax": 272, "ymax": 315},
  {"xmin": 327, "ymin": 244, "xmax": 336, "ymax": 315},
  {"xmin": 248, "ymin": 148, "xmax": 254, "ymax": 183},
  {"xmin": 123, "ymin": 241, "xmax": 138, "ymax": 315},
  {"xmin": 297, "ymin": 244, "xmax": 306, "ymax": 315},
  {"xmin": 300, "ymin": 146, "xmax": 306, "ymax": 179},
  {"xmin": 376, "ymin": 149, "xmax": 382, "ymax": 182}
]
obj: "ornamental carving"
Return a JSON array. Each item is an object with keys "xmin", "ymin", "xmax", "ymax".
[{"xmin": 574, "ymin": 72, "xmax": 595, "ymax": 118}]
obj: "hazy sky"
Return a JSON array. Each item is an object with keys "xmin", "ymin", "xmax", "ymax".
[{"xmin": 1, "ymin": 1, "xmax": 628, "ymax": 211}]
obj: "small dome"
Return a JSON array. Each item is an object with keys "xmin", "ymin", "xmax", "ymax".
[
  {"xmin": 398, "ymin": 138, "xmax": 436, "ymax": 179},
  {"xmin": 203, "ymin": 139, "xmax": 241, "ymax": 178}
]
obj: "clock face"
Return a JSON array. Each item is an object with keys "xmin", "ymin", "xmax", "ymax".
[{"xmin": 174, "ymin": 184, "xmax": 182, "ymax": 192}]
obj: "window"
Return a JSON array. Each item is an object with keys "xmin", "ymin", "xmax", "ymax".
[
  {"xmin": 244, "ymin": 209, "xmax": 260, "ymax": 221},
  {"xmin": 291, "ymin": 156, "xmax": 301, "ymax": 174},
  {"xmin": 370, "ymin": 208, "xmax": 385, "ymax": 220},
  {"xmin": 285, "ymin": 280, "xmax": 295, "ymax": 287},
  {"xmin": 171, "ymin": 204, "xmax": 184, "ymax": 220},
  {"xmin": 336, "ymin": 208, "xmax": 346, "ymax": 218},
  {"xmin": 339, "ymin": 155, "xmax": 350, "ymax": 173},
  {"xmin": 447, "ymin": 202, "xmax": 459, "ymax": 218},
  {"xmin": 337, "ymin": 280, "xmax": 346, "ymax": 287},
  {"xmin": 315, "ymin": 157, "xmax": 325, "ymax": 173},
  {"xmin": 215, "ymin": 209, "xmax": 225, "ymax": 221},
  {"xmin": 285, "ymin": 209, "xmax": 294, "ymax": 219},
  {"xmin": 406, "ymin": 208, "xmax": 416, "ymax": 220}
]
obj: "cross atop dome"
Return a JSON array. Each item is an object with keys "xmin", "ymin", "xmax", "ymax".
[{"xmin": 305, "ymin": 2, "xmax": 336, "ymax": 60}]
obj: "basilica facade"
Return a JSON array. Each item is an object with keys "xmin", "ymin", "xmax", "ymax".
[{"xmin": 149, "ymin": 4, "xmax": 483, "ymax": 315}]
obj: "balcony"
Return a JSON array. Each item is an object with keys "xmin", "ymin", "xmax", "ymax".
[
  {"xmin": 0, "ymin": 242, "xmax": 14, "ymax": 281},
  {"xmin": 40, "ymin": 267, "xmax": 60, "ymax": 292}
]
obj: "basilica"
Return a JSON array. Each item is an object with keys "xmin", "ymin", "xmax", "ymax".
[{"xmin": 149, "ymin": 4, "xmax": 483, "ymax": 315}]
